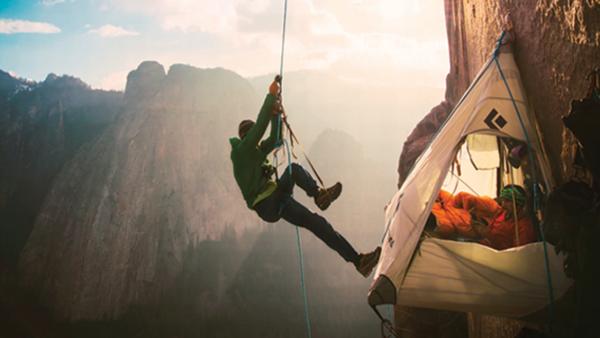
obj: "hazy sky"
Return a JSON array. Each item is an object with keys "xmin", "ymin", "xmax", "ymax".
[{"xmin": 0, "ymin": 0, "xmax": 449, "ymax": 90}]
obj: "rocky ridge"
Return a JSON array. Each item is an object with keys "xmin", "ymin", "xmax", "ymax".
[
  {"xmin": 0, "ymin": 72, "xmax": 121, "ymax": 266},
  {"xmin": 18, "ymin": 61, "xmax": 260, "ymax": 320}
]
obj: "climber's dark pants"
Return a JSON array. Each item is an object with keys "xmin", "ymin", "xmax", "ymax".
[{"xmin": 254, "ymin": 163, "xmax": 359, "ymax": 263}]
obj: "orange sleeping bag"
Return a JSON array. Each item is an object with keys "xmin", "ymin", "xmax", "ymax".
[{"xmin": 431, "ymin": 190, "xmax": 502, "ymax": 238}]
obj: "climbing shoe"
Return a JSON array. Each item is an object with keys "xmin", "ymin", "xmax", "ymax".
[
  {"xmin": 354, "ymin": 246, "xmax": 381, "ymax": 278},
  {"xmin": 314, "ymin": 182, "xmax": 342, "ymax": 211}
]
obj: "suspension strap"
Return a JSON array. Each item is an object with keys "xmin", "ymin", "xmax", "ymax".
[
  {"xmin": 281, "ymin": 117, "xmax": 325, "ymax": 187},
  {"xmin": 493, "ymin": 30, "xmax": 554, "ymax": 330}
]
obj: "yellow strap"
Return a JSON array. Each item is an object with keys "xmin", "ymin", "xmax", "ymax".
[{"xmin": 252, "ymin": 181, "xmax": 278, "ymax": 207}]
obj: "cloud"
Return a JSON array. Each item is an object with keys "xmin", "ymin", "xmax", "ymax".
[
  {"xmin": 41, "ymin": 0, "xmax": 66, "ymax": 6},
  {"xmin": 0, "ymin": 19, "xmax": 61, "ymax": 34},
  {"xmin": 88, "ymin": 24, "xmax": 139, "ymax": 38},
  {"xmin": 101, "ymin": 0, "xmax": 448, "ymax": 87}
]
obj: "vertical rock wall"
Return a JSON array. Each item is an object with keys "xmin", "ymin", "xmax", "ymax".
[
  {"xmin": 443, "ymin": 0, "xmax": 600, "ymax": 183},
  {"xmin": 0, "ymin": 75, "xmax": 121, "ymax": 266}
]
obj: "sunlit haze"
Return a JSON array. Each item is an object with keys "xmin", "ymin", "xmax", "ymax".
[{"xmin": 0, "ymin": 0, "xmax": 448, "ymax": 91}]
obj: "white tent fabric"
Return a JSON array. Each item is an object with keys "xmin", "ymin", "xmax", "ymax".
[
  {"xmin": 395, "ymin": 238, "xmax": 570, "ymax": 318},
  {"xmin": 369, "ymin": 42, "xmax": 572, "ymax": 317},
  {"xmin": 466, "ymin": 134, "xmax": 500, "ymax": 170},
  {"xmin": 445, "ymin": 139, "xmax": 497, "ymax": 197}
]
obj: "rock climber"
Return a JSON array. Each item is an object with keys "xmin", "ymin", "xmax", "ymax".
[{"xmin": 229, "ymin": 77, "xmax": 381, "ymax": 277}]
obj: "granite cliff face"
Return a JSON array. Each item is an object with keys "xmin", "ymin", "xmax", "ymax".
[
  {"xmin": 444, "ymin": 0, "xmax": 600, "ymax": 184},
  {"xmin": 398, "ymin": 0, "xmax": 600, "ymax": 187},
  {"xmin": 18, "ymin": 61, "xmax": 260, "ymax": 320},
  {"xmin": 0, "ymin": 73, "xmax": 121, "ymax": 265}
]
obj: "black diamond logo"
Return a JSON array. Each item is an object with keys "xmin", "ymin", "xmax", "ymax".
[
  {"xmin": 484, "ymin": 109, "xmax": 508, "ymax": 130},
  {"xmin": 495, "ymin": 115, "xmax": 507, "ymax": 128}
]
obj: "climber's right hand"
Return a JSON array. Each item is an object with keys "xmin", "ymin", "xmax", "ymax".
[{"xmin": 269, "ymin": 77, "xmax": 280, "ymax": 96}]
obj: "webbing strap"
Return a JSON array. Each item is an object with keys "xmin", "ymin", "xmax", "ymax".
[
  {"xmin": 493, "ymin": 31, "xmax": 554, "ymax": 329},
  {"xmin": 282, "ymin": 118, "xmax": 325, "ymax": 187}
]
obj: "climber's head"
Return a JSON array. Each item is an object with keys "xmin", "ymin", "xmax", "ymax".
[
  {"xmin": 238, "ymin": 119, "xmax": 255, "ymax": 139},
  {"xmin": 499, "ymin": 185, "xmax": 527, "ymax": 214}
]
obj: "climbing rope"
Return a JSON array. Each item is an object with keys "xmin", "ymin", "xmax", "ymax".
[
  {"xmin": 274, "ymin": 1, "xmax": 313, "ymax": 337},
  {"xmin": 279, "ymin": 0, "xmax": 288, "ymax": 82},
  {"xmin": 493, "ymin": 30, "xmax": 555, "ymax": 331}
]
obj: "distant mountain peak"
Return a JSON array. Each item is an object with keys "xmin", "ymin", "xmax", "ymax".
[
  {"xmin": 44, "ymin": 73, "xmax": 59, "ymax": 82},
  {"xmin": 43, "ymin": 73, "xmax": 89, "ymax": 90},
  {"xmin": 166, "ymin": 63, "xmax": 246, "ymax": 84},
  {"xmin": 0, "ymin": 69, "xmax": 35, "ymax": 100},
  {"xmin": 124, "ymin": 61, "xmax": 166, "ymax": 101},
  {"xmin": 135, "ymin": 61, "xmax": 166, "ymax": 76}
]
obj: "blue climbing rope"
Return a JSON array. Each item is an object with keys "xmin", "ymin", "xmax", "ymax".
[
  {"xmin": 284, "ymin": 139, "xmax": 312, "ymax": 338},
  {"xmin": 275, "ymin": 1, "xmax": 312, "ymax": 337},
  {"xmin": 492, "ymin": 30, "xmax": 506, "ymax": 58},
  {"xmin": 493, "ymin": 31, "xmax": 555, "ymax": 329}
]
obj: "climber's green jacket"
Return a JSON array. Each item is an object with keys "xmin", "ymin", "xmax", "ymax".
[{"xmin": 230, "ymin": 94, "xmax": 280, "ymax": 208}]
